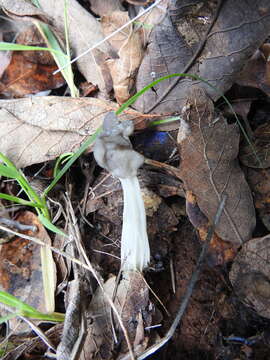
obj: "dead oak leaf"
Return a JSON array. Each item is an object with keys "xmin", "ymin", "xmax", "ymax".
[{"xmin": 178, "ymin": 87, "xmax": 255, "ymax": 246}]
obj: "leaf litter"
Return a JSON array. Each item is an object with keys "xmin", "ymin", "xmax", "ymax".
[{"xmin": 1, "ymin": 0, "xmax": 270, "ymax": 359}]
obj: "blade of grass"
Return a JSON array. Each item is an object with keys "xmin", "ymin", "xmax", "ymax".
[
  {"xmin": 149, "ymin": 116, "xmax": 181, "ymax": 127},
  {"xmin": 0, "ymin": 291, "xmax": 64, "ymax": 322},
  {"xmin": 0, "ymin": 193, "xmax": 41, "ymax": 207},
  {"xmin": 43, "ymin": 129, "xmax": 101, "ymax": 196},
  {"xmin": 38, "ymin": 214, "xmax": 67, "ymax": 237},
  {"xmin": 32, "ymin": 0, "xmax": 78, "ymax": 97},
  {"xmin": 0, "ymin": 42, "xmax": 67, "ymax": 56},
  {"xmin": 0, "ymin": 313, "xmax": 18, "ymax": 325}
]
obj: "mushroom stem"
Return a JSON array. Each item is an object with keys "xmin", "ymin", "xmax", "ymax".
[{"xmin": 120, "ymin": 176, "xmax": 149, "ymax": 272}]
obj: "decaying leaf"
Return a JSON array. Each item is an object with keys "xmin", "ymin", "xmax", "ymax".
[
  {"xmin": 81, "ymin": 272, "xmax": 152, "ymax": 359},
  {"xmin": 101, "ymin": 11, "xmax": 144, "ymax": 104},
  {"xmin": 37, "ymin": 0, "xmax": 117, "ymax": 94},
  {"xmin": 0, "ymin": 26, "xmax": 65, "ymax": 97},
  {"xmin": 230, "ymin": 234, "xmax": 270, "ymax": 319},
  {"xmin": 0, "ymin": 211, "xmax": 56, "ymax": 331},
  {"xmin": 134, "ymin": 0, "xmax": 270, "ymax": 114},
  {"xmin": 178, "ymin": 87, "xmax": 255, "ymax": 246},
  {"xmin": 240, "ymin": 122, "xmax": 270, "ymax": 168},
  {"xmin": 0, "ymin": 96, "xmax": 143, "ymax": 168}
]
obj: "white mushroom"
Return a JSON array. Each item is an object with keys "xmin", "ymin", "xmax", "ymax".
[{"xmin": 93, "ymin": 112, "xmax": 150, "ymax": 271}]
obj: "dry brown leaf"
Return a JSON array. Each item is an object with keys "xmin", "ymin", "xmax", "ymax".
[
  {"xmin": 0, "ymin": 25, "xmax": 65, "ymax": 97},
  {"xmin": 134, "ymin": 13, "xmax": 192, "ymax": 113},
  {"xmin": 0, "ymin": 211, "xmax": 56, "ymax": 332},
  {"xmin": 134, "ymin": 0, "xmax": 270, "ymax": 114},
  {"xmin": 80, "ymin": 272, "xmax": 152, "ymax": 360},
  {"xmin": 101, "ymin": 11, "xmax": 144, "ymax": 104},
  {"xmin": 37, "ymin": 0, "xmax": 117, "ymax": 94},
  {"xmin": 178, "ymin": 87, "xmax": 255, "ymax": 246},
  {"xmin": 0, "ymin": 96, "xmax": 143, "ymax": 168},
  {"xmin": 0, "ymin": 26, "xmax": 65, "ymax": 97},
  {"xmin": 230, "ymin": 234, "xmax": 270, "ymax": 319}
]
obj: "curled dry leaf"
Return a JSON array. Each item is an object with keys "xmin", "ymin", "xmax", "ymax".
[
  {"xmin": 230, "ymin": 234, "xmax": 270, "ymax": 319},
  {"xmin": 80, "ymin": 272, "xmax": 152, "ymax": 360},
  {"xmin": 0, "ymin": 211, "xmax": 56, "ymax": 332},
  {"xmin": 0, "ymin": 96, "xmax": 143, "ymax": 168},
  {"xmin": 101, "ymin": 11, "xmax": 144, "ymax": 104},
  {"xmin": 178, "ymin": 87, "xmax": 255, "ymax": 246}
]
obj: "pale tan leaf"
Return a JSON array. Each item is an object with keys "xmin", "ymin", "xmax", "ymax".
[{"xmin": 0, "ymin": 96, "xmax": 141, "ymax": 168}]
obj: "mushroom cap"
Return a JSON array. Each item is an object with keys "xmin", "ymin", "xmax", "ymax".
[{"xmin": 94, "ymin": 112, "xmax": 144, "ymax": 178}]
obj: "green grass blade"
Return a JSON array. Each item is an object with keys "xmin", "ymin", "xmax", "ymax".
[
  {"xmin": 53, "ymin": 152, "xmax": 74, "ymax": 178},
  {"xmin": 0, "ymin": 291, "xmax": 38, "ymax": 313},
  {"xmin": 33, "ymin": 22, "xmax": 78, "ymax": 97},
  {"xmin": 149, "ymin": 116, "xmax": 181, "ymax": 127},
  {"xmin": 38, "ymin": 214, "xmax": 67, "ymax": 237},
  {"xmin": 0, "ymin": 193, "xmax": 41, "ymax": 207},
  {"xmin": 43, "ymin": 129, "xmax": 101, "ymax": 196},
  {"xmin": 0, "ymin": 313, "xmax": 18, "ymax": 325},
  {"xmin": 0, "ymin": 42, "xmax": 67, "ymax": 56},
  {"xmin": 0, "ymin": 290, "xmax": 64, "ymax": 322},
  {"xmin": 21, "ymin": 310, "xmax": 65, "ymax": 322},
  {"xmin": 0, "ymin": 164, "xmax": 18, "ymax": 179}
]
